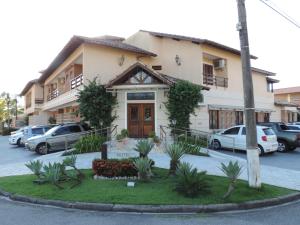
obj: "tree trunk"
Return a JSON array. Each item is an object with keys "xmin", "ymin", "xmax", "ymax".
[
  {"xmin": 223, "ymin": 183, "xmax": 235, "ymax": 199},
  {"xmin": 246, "ymin": 149, "xmax": 261, "ymax": 187}
]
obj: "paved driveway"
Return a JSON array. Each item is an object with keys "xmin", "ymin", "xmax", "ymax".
[
  {"xmin": 216, "ymin": 147, "xmax": 300, "ymax": 171},
  {"xmin": 0, "ymin": 136, "xmax": 38, "ymax": 165}
]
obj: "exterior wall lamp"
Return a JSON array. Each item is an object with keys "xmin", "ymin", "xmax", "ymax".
[{"xmin": 175, "ymin": 55, "xmax": 181, "ymax": 66}]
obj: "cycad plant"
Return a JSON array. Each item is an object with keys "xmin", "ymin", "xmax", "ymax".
[
  {"xmin": 25, "ymin": 160, "xmax": 43, "ymax": 179},
  {"xmin": 175, "ymin": 162, "xmax": 210, "ymax": 197},
  {"xmin": 133, "ymin": 157, "xmax": 152, "ymax": 182},
  {"xmin": 134, "ymin": 139, "xmax": 154, "ymax": 158},
  {"xmin": 220, "ymin": 161, "xmax": 243, "ymax": 199},
  {"xmin": 165, "ymin": 144, "xmax": 185, "ymax": 175},
  {"xmin": 43, "ymin": 163, "xmax": 63, "ymax": 189}
]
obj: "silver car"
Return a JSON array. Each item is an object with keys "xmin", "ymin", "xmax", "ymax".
[{"xmin": 27, "ymin": 123, "xmax": 90, "ymax": 154}]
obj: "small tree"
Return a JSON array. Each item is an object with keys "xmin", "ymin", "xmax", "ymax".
[
  {"xmin": 77, "ymin": 78, "xmax": 117, "ymax": 129},
  {"xmin": 165, "ymin": 81, "xmax": 203, "ymax": 131}
]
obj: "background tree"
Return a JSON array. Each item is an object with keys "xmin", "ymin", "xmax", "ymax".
[
  {"xmin": 165, "ymin": 81, "xmax": 203, "ymax": 131},
  {"xmin": 77, "ymin": 78, "xmax": 117, "ymax": 129}
]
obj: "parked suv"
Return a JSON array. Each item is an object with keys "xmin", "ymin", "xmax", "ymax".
[
  {"xmin": 26, "ymin": 123, "xmax": 90, "ymax": 154},
  {"xmin": 258, "ymin": 122, "xmax": 300, "ymax": 152},
  {"xmin": 21, "ymin": 125, "xmax": 54, "ymax": 146},
  {"xmin": 210, "ymin": 125, "xmax": 278, "ymax": 155}
]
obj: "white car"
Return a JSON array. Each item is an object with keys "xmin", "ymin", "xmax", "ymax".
[
  {"xmin": 210, "ymin": 125, "xmax": 278, "ymax": 155},
  {"xmin": 8, "ymin": 127, "xmax": 26, "ymax": 146}
]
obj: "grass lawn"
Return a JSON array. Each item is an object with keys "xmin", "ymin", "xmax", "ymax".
[{"xmin": 0, "ymin": 168, "xmax": 295, "ymax": 205}]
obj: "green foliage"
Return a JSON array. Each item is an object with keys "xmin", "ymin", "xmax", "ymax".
[
  {"xmin": 165, "ymin": 80, "xmax": 203, "ymax": 130},
  {"xmin": 70, "ymin": 134, "xmax": 106, "ymax": 155},
  {"xmin": 165, "ymin": 144, "xmax": 185, "ymax": 175},
  {"xmin": 48, "ymin": 116, "xmax": 56, "ymax": 124},
  {"xmin": 220, "ymin": 161, "xmax": 243, "ymax": 199},
  {"xmin": 148, "ymin": 131, "xmax": 156, "ymax": 138},
  {"xmin": 175, "ymin": 162, "xmax": 210, "ymax": 197},
  {"xmin": 25, "ymin": 160, "xmax": 43, "ymax": 178},
  {"xmin": 116, "ymin": 134, "xmax": 123, "ymax": 141},
  {"xmin": 133, "ymin": 157, "xmax": 152, "ymax": 182},
  {"xmin": 177, "ymin": 142, "xmax": 209, "ymax": 157},
  {"xmin": 77, "ymin": 78, "xmax": 117, "ymax": 129},
  {"xmin": 134, "ymin": 139, "xmax": 154, "ymax": 158},
  {"xmin": 120, "ymin": 129, "xmax": 129, "ymax": 138},
  {"xmin": 26, "ymin": 156, "xmax": 84, "ymax": 189}
]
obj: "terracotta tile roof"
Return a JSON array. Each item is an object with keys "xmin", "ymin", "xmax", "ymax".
[
  {"xmin": 141, "ymin": 30, "xmax": 258, "ymax": 59},
  {"xmin": 19, "ymin": 79, "xmax": 39, "ymax": 96},
  {"xmin": 274, "ymin": 86, "xmax": 300, "ymax": 95},
  {"xmin": 38, "ymin": 35, "xmax": 157, "ymax": 83}
]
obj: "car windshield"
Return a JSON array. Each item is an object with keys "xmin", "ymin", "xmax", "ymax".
[
  {"xmin": 44, "ymin": 126, "xmax": 59, "ymax": 135},
  {"xmin": 263, "ymin": 128, "xmax": 275, "ymax": 135}
]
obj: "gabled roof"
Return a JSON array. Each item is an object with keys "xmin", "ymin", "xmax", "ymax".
[
  {"xmin": 275, "ymin": 86, "xmax": 300, "ymax": 95},
  {"xmin": 38, "ymin": 35, "xmax": 157, "ymax": 83},
  {"xmin": 105, "ymin": 62, "xmax": 210, "ymax": 90},
  {"xmin": 19, "ymin": 79, "xmax": 39, "ymax": 96},
  {"xmin": 140, "ymin": 30, "xmax": 258, "ymax": 59},
  {"xmin": 251, "ymin": 67, "xmax": 276, "ymax": 76}
]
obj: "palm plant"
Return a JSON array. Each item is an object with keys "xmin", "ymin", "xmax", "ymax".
[
  {"xmin": 133, "ymin": 157, "xmax": 152, "ymax": 182},
  {"xmin": 134, "ymin": 139, "xmax": 154, "ymax": 158},
  {"xmin": 25, "ymin": 160, "xmax": 43, "ymax": 179},
  {"xmin": 43, "ymin": 163, "xmax": 63, "ymax": 189},
  {"xmin": 175, "ymin": 162, "xmax": 210, "ymax": 197},
  {"xmin": 220, "ymin": 161, "xmax": 243, "ymax": 199},
  {"xmin": 165, "ymin": 143, "xmax": 185, "ymax": 175}
]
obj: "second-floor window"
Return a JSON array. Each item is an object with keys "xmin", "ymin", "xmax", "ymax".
[
  {"xmin": 267, "ymin": 82, "xmax": 273, "ymax": 92},
  {"xmin": 203, "ymin": 64, "xmax": 214, "ymax": 85}
]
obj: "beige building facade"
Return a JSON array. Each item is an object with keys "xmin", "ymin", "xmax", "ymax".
[{"xmin": 21, "ymin": 30, "xmax": 286, "ymax": 137}]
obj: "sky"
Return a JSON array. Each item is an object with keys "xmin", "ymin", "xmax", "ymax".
[{"xmin": 0, "ymin": 0, "xmax": 299, "ymax": 98}]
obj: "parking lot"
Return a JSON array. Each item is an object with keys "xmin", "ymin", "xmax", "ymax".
[
  {"xmin": 0, "ymin": 136, "xmax": 38, "ymax": 165},
  {"xmin": 217, "ymin": 147, "xmax": 300, "ymax": 171}
]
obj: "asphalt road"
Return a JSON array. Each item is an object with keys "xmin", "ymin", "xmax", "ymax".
[
  {"xmin": 217, "ymin": 147, "xmax": 300, "ymax": 171},
  {"xmin": 0, "ymin": 136, "xmax": 38, "ymax": 165},
  {"xmin": 0, "ymin": 196, "xmax": 299, "ymax": 225}
]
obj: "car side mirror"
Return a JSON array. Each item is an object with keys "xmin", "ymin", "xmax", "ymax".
[{"xmin": 51, "ymin": 133, "xmax": 56, "ymax": 136}]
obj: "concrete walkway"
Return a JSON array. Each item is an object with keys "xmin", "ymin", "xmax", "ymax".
[{"xmin": 0, "ymin": 145, "xmax": 300, "ymax": 191}]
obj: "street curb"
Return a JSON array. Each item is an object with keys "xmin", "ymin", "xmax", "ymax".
[{"xmin": 0, "ymin": 188, "xmax": 300, "ymax": 213}]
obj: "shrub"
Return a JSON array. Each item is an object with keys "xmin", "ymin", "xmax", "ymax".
[
  {"xmin": 165, "ymin": 144, "xmax": 185, "ymax": 175},
  {"xmin": 92, "ymin": 159, "xmax": 137, "ymax": 178},
  {"xmin": 116, "ymin": 134, "xmax": 123, "ymax": 141},
  {"xmin": 220, "ymin": 161, "xmax": 243, "ymax": 199},
  {"xmin": 120, "ymin": 129, "xmax": 129, "ymax": 138},
  {"xmin": 25, "ymin": 160, "xmax": 43, "ymax": 178},
  {"xmin": 148, "ymin": 131, "xmax": 156, "ymax": 138},
  {"xmin": 175, "ymin": 162, "xmax": 210, "ymax": 197},
  {"xmin": 26, "ymin": 156, "xmax": 84, "ymax": 189},
  {"xmin": 134, "ymin": 139, "xmax": 154, "ymax": 158},
  {"xmin": 48, "ymin": 116, "xmax": 56, "ymax": 125},
  {"xmin": 177, "ymin": 142, "xmax": 209, "ymax": 157},
  {"xmin": 70, "ymin": 134, "xmax": 106, "ymax": 155},
  {"xmin": 133, "ymin": 157, "xmax": 152, "ymax": 182}
]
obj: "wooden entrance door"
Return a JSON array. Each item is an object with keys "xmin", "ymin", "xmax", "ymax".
[{"xmin": 127, "ymin": 103, "xmax": 155, "ymax": 138}]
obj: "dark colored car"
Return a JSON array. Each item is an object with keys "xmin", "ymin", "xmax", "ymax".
[{"xmin": 258, "ymin": 122, "xmax": 300, "ymax": 152}]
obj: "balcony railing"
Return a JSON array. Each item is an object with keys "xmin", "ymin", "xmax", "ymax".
[
  {"xmin": 71, "ymin": 74, "xmax": 83, "ymax": 90},
  {"xmin": 203, "ymin": 73, "xmax": 228, "ymax": 88},
  {"xmin": 47, "ymin": 89, "xmax": 59, "ymax": 101}
]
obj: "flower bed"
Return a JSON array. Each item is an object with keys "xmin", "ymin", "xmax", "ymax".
[{"xmin": 92, "ymin": 159, "xmax": 137, "ymax": 178}]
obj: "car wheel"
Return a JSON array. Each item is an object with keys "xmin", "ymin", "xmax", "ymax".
[
  {"xmin": 258, "ymin": 145, "xmax": 264, "ymax": 156},
  {"xmin": 212, "ymin": 139, "xmax": 221, "ymax": 150},
  {"xmin": 16, "ymin": 138, "xmax": 22, "ymax": 147},
  {"xmin": 36, "ymin": 143, "xmax": 49, "ymax": 155},
  {"xmin": 277, "ymin": 140, "xmax": 288, "ymax": 152}
]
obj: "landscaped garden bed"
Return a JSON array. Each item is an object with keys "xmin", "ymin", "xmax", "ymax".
[{"xmin": 0, "ymin": 168, "xmax": 294, "ymax": 205}]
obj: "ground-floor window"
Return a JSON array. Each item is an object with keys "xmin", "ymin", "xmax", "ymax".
[
  {"xmin": 209, "ymin": 110, "xmax": 243, "ymax": 129},
  {"xmin": 256, "ymin": 112, "xmax": 269, "ymax": 123}
]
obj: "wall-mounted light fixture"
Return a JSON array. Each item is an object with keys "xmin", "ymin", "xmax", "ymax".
[
  {"xmin": 175, "ymin": 55, "xmax": 181, "ymax": 66},
  {"xmin": 118, "ymin": 55, "xmax": 125, "ymax": 66}
]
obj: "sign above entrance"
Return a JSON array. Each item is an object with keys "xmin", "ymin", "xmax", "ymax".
[{"xmin": 127, "ymin": 92, "xmax": 155, "ymax": 100}]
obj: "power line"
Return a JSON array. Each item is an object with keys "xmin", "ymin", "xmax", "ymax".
[{"xmin": 258, "ymin": 0, "xmax": 300, "ymax": 28}]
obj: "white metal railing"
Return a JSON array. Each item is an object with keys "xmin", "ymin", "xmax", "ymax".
[{"xmin": 71, "ymin": 74, "xmax": 83, "ymax": 90}]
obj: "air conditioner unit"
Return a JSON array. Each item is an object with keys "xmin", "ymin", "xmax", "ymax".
[{"xmin": 213, "ymin": 59, "xmax": 225, "ymax": 69}]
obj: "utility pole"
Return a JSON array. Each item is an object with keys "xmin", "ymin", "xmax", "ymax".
[{"xmin": 236, "ymin": 0, "xmax": 261, "ymax": 188}]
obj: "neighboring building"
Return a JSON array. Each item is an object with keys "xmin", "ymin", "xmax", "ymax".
[
  {"xmin": 21, "ymin": 30, "xmax": 282, "ymax": 136},
  {"xmin": 274, "ymin": 86, "xmax": 300, "ymax": 123}
]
